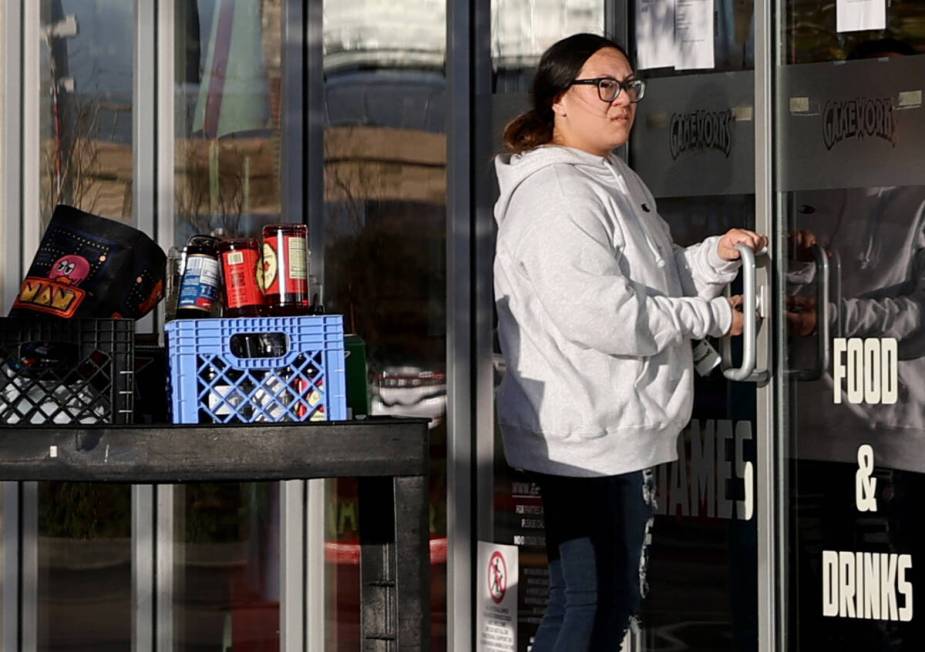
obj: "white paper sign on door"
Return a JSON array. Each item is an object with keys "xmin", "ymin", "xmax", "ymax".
[
  {"xmin": 476, "ymin": 542, "xmax": 518, "ymax": 652},
  {"xmin": 837, "ymin": 0, "xmax": 886, "ymax": 33},
  {"xmin": 635, "ymin": 0, "xmax": 678, "ymax": 70},
  {"xmin": 676, "ymin": 0, "xmax": 715, "ymax": 70}
]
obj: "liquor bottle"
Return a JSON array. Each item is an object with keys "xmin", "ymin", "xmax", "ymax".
[
  {"xmin": 176, "ymin": 235, "xmax": 221, "ymax": 319},
  {"xmin": 261, "ymin": 224, "xmax": 310, "ymax": 315},
  {"xmin": 164, "ymin": 246, "xmax": 185, "ymax": 322}
]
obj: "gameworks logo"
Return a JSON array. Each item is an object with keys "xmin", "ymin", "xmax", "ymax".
[
  {"xmin": 669, "ymin": 109, "xmax": 734, "ymax": 160},
  {"xmin": 822, "ymin": 98, "xmax": 895, "ymax": 150}
]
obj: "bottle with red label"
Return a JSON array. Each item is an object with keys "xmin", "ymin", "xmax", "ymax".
[
  {"xmin": 219, "ymin": 238, "xmax": 265, "ymax": 317},
  {"xmin": 261, "ymin": 224, "xmax": 310, "ymax": 315},
  {"xmin": 176, "ymin": 235, "xmax": 221, "ymax": 319}
]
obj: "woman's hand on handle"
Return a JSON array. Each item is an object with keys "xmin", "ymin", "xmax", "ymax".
[{"xmin": 717, "ymin": 229, "xmax": 768, "ymax": 261}]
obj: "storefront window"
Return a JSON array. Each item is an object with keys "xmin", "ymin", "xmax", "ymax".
[
  {"xmin": 36, "ymin": 3, "xmax": 135, "ymax": 650},
  {"xmin": 321, "ymin": 2, "xmax": 448, "ymax": 649},
  {"xmin": 172, "ymin": 2, "xmax": 284, "ymax": 650}
]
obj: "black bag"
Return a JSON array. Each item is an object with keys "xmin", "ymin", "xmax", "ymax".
[{"xmin": 10, "ymin": 205, "xmax": 166, "ymax": 319}]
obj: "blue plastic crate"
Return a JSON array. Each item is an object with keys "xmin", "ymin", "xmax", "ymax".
[{"xmin": 166, "ymin": 315, "xmax": 347, "ymax": 424}]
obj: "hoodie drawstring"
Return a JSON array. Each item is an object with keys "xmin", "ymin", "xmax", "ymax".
[{"xmin": 605, "ymin": 158, "xmax": 667, "ymax": 268}]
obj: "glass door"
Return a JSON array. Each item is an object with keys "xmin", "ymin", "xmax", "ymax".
[
  {"xmin": 775, "ymin": 2, "xmax": 925, "ymax": 649},
  {"xmin": 628, "ymin": 2, "xmax": 762, "ymax": 649},
  {"xmin": 480, "ymin": 2, "xmax": 766, "ymax": 650}
]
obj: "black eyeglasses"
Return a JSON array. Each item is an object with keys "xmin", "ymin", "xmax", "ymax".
[{"xmin": 570, "ymin": 77, "xmax": 646, "ymax": 103}]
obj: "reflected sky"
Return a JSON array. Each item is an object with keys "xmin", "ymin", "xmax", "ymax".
[{"xmin": 53, "ymin": 0, "xmax": 604, "ymax": 108}]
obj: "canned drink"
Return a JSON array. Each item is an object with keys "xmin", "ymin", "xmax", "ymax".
[
  {"xmin": 176, "ymin": 235, "xmax": 221, "ymax": 319},
  {"xmin": 219, "ymin": 238, "xmax": 264, "ymax": 318}
]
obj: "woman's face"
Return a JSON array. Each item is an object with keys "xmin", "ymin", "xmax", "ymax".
[{"xmin": 551, "ymin": 47, "xmax": 637, "ymax": 156}]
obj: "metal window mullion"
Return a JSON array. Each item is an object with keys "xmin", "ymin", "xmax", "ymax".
[
  {"xmin": 281, "ymin": 0, "xmax": 304, "ymax": 228},
  {"xmin": 156, "ymin": 0, "xmax": 176, "ymax": 300},
  {"xmin": 447, "ymin": 0, "xmax": 473, "ymax": 649},
  {"xmin": 154, "ymin": 0, "xmax": 177, "ymax": 648},
  {"xmin": 1, "ymin": 2, "xmax": 24, "ymax": 642},
  {"xmin": 19, "ymin": 3, "xmax": 41, "ymax": 648},
  {"xmin": 132, "ymin": 486, "xmax": 156, "ymax": 652},
  {"xmin": 606, "ymin": 0, "xmax": 630, "ymax": 165},
  {"xmin": 1, "ymin": 482, "xmax": 19, "ymax": 651},
  {"xmin": 135, "ymin": 0, "xmax": 156, "ymax": 335},
  {"xmin": 1, "ymin": 0, "xmax": 23, "ymax": 311},
  {"xmin": 305, "ymin": 480, "xmax": 325, "ymax": 652},
  {"xmin": 755, "ymin": 0, "xmax": 778, "ymax": 649},
  {"xmin": 615, "ymin": 0, "xmax": 638, "ymax": 641},
  {"xmin": 473, "ymin": 0, "xmax": 494, "ymax": 552},
  {"xmin": 21, "ymin": 0, "xmax": 40, "ymax": 278},
  {"xmin": 20, "ymin": 481, "xmax": 37, "ymax": 652},
  {"xmin": 281, "ymin": 480, "xmax": 306, "ymax": 651},
  {"xmin": 279, "ymin": 3, "xmax": 311, "ymax": 647},
  {"xmin": 155, "ymin": 485, "xmax": 177, "ymax": 652},
  {"xmin": 132, "ymin": 1, "xmax": 158, "ymax": 647},
  {"xmin": 305, "ymin": 1, "xmax": 325, "ymax": 650},
  {"xmin": 604, "ymin": 0, "xmax": 627, "ymax": 43},
  {"xmin": 306, "ymin": 0, "xmax": 324, "ymax": 303}
]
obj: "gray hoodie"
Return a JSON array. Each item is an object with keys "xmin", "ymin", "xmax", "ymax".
[{"xmin": 494, "ymin": 145, "xmax": 739, "ymax": 477}]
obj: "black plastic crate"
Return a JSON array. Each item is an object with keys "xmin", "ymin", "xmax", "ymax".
[{"xmin": 0, "ymin": 318, "xmax": 134, "ymax": 425}]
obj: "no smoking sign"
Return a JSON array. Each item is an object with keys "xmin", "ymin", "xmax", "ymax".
[{"xmin": 488, "ymin": 550, "xmax": 508, "ymax": 603}]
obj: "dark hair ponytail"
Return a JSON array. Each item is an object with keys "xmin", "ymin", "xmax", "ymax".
[
  {"xmin": 503, "ymin": 33, "xmax": 631, "ymax": 154},
  {"xmin": 502, "ymin": 109, "xmax": 554, "ymax": 154}
]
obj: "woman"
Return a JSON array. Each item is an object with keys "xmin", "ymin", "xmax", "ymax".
[{"xmin": 493, "ymin": 33, "xmax": 766, "ymax": 650}]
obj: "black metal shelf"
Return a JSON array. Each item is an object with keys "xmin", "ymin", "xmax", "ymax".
[
  {"xmin": 0, "ymin": 416, "xmax": 432, "ymax": 651},
  {"xmin": 0, "ymin": 417, "xmax": 429, "ymax": 483}
]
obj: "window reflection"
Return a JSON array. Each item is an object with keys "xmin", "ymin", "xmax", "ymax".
[
  {"xmin": 321, "ymin": 2, "xmax": 448, "ymax": 649},
  {"xmin": 491, "ymin": 0, "xmax": 604, "ymax": 91},
  {"xmin": 38, "ymin": 482, "xmax": 132, "ymax": 652},
  {"xmin": 39, "ymin": 0, "xmax": 134, "ymax": 227},
  {"xmin": 784, "ymin": 0, "xmax": 924, "ymax": 63},
  {"xmin": 324, "ymin": 1, "xmax": 446, "ymax": 72},
  {"xmin": 174, "ymin": 0, "xmax": 283, "ymax": 245},
  {"xmin": 172, "ymin": 483, "xmax": 280, "ymax": 652}
]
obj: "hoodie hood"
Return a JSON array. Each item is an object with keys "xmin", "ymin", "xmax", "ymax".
[
  {"xmin": 494, "ymin": 145, "xmax": 666, "ymax": 267},
  {"xmin": 494, "ymin": 146, "xmax": 627, "ymax": 227}
]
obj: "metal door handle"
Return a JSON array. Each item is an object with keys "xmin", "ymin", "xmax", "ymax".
[
  {"xmin": 830, "ymin": 248, "xmax": 843, "ymax": 339},
  {"xmin": 791, "ymin": 244, "xmax": 831, "ymax": 381},
  {"xmin": 722, "ymin": 244, "xmax": 770, "ymax": 383}
]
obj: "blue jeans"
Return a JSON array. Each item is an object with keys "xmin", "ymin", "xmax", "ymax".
[{"xmin": 531, "ymin": 470, "xmax": 655, "ymax": 652}]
